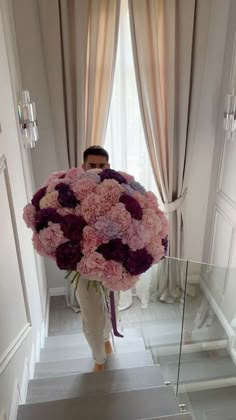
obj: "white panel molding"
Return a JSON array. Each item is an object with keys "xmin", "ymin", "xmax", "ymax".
[
  {"xmin": 9, "ymin": 378, "xmax": 21, "ymax": 420},
  {"xmin": 0, "ymin": 323, "xmax": 31, "ymax": 375},
  {"xmin": 49, "ymin": 287, "xmax": 66, "ymax": 296},
  {"xmin": 20, "ymin": 358, "xmax": 29, "ymax": 404},
  {"xmin": 0, "ymin": 154, "xmax": 31, "ymax": 325},
  {"xmin": 209, "ymin": 205, "xmax": 235, "ymax": 269}
]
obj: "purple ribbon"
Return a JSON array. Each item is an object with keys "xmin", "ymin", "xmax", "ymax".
[{"xmin": 109, "ymin": 291, "xmax": 124, "ymax": 338}]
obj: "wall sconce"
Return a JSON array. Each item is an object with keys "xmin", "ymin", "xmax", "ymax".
[
  {"xmin": 223, "ymin": 90, "xmax": 236, "ymax": 142},
  {"xmin": 18, "ymin": 90, "xmax": 39, "ymax": 149}
]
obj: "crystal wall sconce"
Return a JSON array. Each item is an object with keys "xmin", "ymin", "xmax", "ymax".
[{"xmin": 18, "ymin": 90, "xmax": 39, "ymax": 149}]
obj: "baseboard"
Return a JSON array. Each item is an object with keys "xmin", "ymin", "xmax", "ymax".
[{"xmin": 49, "ymin": 287, "xmax": 66, "ymax": 296}]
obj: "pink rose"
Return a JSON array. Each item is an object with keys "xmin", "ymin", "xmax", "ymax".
[
  {"xmin": 72, "ymin": 178, "xmax": 97, "ymax": 201},
  {"xmin": 38, "ymin": 223, "xmax": 67, "ymax": 255},
  {"xmin": 96, "ymin": 179, "xmax": 124, "ymax": 204},
  {"xmin": 82, "ymin": 226, "xmax": 105, "ymax": 254},
  {"xmin": 23, "ymin": 203, "xmax": 36, "ymax": 230}
]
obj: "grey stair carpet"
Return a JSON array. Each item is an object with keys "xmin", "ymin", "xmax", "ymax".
[
  {"xmin": 18, "ymin": 386, "xmax": 180, "ymax": 420},
  {"xmin": 27, "ymin": 365, "xmax": 164, "ymax": 404},
  {"xmin": 156, "ymin": 349, "xmax": 236, "ymax": 384},
  {"xmin": 35, "ymin": 349, "xmax": 154, "ymax": 379},
  {"xmin": 40, "ymin": 336, "xmax": 145, "ymax": 362}
]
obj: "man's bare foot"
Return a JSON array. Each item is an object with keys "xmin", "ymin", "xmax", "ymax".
[
  {"xmin": 93, "ymin": 363, "xmax": 105, "ymax": 372},
  {"xmin": 105, "ymin": 340, "xmax": 113, "ymax": 355}
]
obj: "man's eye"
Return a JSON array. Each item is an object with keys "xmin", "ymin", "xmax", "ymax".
[
  {"xmin": 99, "ymin": 164, "xmax": 105, "ymax": 168},
  {"xmin": 90, "ymin": 164, "xmax": 96, "ymax": 168}
]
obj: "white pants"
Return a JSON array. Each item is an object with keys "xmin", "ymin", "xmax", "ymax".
[{"xmin": 75, "ymin": 278, "xmax": 112, "ymax": 364}]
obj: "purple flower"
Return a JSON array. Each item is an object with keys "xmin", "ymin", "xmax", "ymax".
[
  {"xmin": 124, "ymin": 248, "xmax": 153, "ymax": 275},
  {"xmin": 35, "ymin": 208, "xmax": 62, "ymax": 232},
  {"xmin": 97, "ymin": 239, "xmax": 129, "ymax": 263},
  {"xmin": 55, "ymin": 183, "xmax": 79, "ymax": 208},
  {"xmin": 119, "ymin": 194, "xmax": 143, "ymax": 220},
  {"xmin": 31, "ymin": 187, "xmax": 47, "ymax": 210},
  {"xmin": 162, "ymin": 235, "xmax": 168, "ymax": 255},
  {"xmin": 99, "ymin": 169, "xmax": 127, "ymax": 184},
  {"xmin": 61, "ymin": 214, "xmax": 87, "ymax": 241},
  {"xmin": 129, "ymin": 181, "xmax": 146, "ymax": 195},
  {"xmin": 56, "ymin": 241, "xmax": 83, "ymax": 270}
]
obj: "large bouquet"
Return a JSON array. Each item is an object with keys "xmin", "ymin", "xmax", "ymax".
[{"xmin": 23, "ymin": 168, "xmax": 168, "ymax": 291}]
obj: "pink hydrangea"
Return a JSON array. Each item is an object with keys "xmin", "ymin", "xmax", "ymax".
[
  {"xmin": 119, "ymin": 171, "xmax": 135, "ymax": 183},
  {"xmin": 141, "ymin": 209, "xmax": 162, "ymax": 242},
  {"xmin": 82, "ymin": 226, "xmax": 105, "ymax": 255},
  {"xmin": 43, "ymin": 170, "xmax": 66, "ymax": 187},
  {"xmin": 78, "ymin": 252, "xmax": 106, "ymax": 281},
  {"xmin": 46, "ymin": 178, "xmax": 70, "ymax": 193},
  {"xmin": 122, "ymin": 219, "xmax": 147, "ymax": 250},
  {"xmin": 57, "ymin": 207, "xmax": 74, "ymax": 216},
  {"xmin": 96, "ymin": 179, "xmax": 124, "ymax": 204},
  {"xmin": 103, "ymin": 270, "xmax": 137, "ymax": 291},
  {"xmin": 64, "ymin": 167, "xmax": 84, "ymax": 180},
  {"xmin": 107, "ymin": 203, "xmax": 131, "ymax": 232},
  {"xmin": 32, "ymin": 232, "xmax": 54, "ymax": 258},
  {"xmin": 81, "ymin": 193, "xmax": 110, "ymax": 223},
  {"xmin": 39, "ymin": 191, "xmax": 60, "ymax": 209},
  {"xmin": 145, "ymin": 191, "xmax": 160, "ymax": 212},
  {"xmin": 147, "ymin": 239, "xmax": 165, "ymax": 263},
  {"xmin": 38, "ymin": 223, "xmax": 67, "ymax": 255},
  {"xmin": 72, "ymin": 178, "xmax": 97, "ymax": 201},
  {"xmin": 132, "ymin": 191, "xmax": 147, "ymax": 209},
  {"xmin": 23, "ymin": 203, "xmax": 36, "ymax": 230},
  {"xmin": 100, "ymin": 260, "xmax": 123, "ymax": 287}
]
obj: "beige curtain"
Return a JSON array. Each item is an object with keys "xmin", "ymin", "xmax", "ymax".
[
  {"xmin": 37, "ymin": 0, "xmax": 120, "ymax": 168},
  {"xmin": 129, "ymin": 0, "xmax": 210, "ymax": 301}
]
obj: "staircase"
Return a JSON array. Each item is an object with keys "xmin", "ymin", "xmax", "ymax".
[{"xmin": 17, "ymin": 328, "xmax": 192, "ymax": 420}]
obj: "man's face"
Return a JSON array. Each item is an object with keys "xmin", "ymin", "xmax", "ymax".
[{"xmin": 83, "ymin": 154, "xmax": 110, "ymax": 171}]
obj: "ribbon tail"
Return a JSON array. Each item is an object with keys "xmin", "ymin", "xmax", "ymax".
[{"xmin": 109, "ymin": 291, "xmax": 124, "ymax": 338}]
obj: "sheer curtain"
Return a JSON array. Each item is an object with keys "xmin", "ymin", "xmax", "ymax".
[{"xmin": 105, "ymin": 0, "xmax": 159, "ymax": 308}]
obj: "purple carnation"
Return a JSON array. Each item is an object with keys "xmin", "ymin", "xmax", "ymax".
[
  {"xmin": 162, "ymin": 235, "xmax": 168, "ymax": 255},
  {"xmin": 97, "ymin": 238, "xmax": 129, "ymax": 263},
  {"xmin": 119, "ymin": 194, "xmax": 143, "ymax": 220},
  {"xmin": 124, "ymin": 248, "xmax": 153, "ymax": 275},
  {"xmin": 31, "ymin": 187, "xmax": 47, "ymax": 210},
  {"xmin": 99, "ymin": 169, "xmax": 127, "ymax": 184},
  {"xmin": 129, "ymin": 181, "xmax": 146, "ymax": 195},
  {"xmin": 61, "ymin": 214, "xmax": 87, "ymax": 241},
  {"xmin": 35, "ymin": 208, "xmax": 62, "ymax": 232},
  {"xmin": 55, "ymin": 183, "xmax": 79, "ymax": 208},
  {"xmin": 56, "ymin": 241, "xmax": 83, "ymax": 270}
]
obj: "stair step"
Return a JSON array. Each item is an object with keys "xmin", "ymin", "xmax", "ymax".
[
  {"xmin": 156, "ymin": 350, "xmax": 236, "ymax": 384},
  {"xmin": 27, "ymin": 365, "xmax": 164, "ymax": 404},
  {"xmin": 143, "ymin": 415, "xmax": 192, "ymax": 420},
  {"xmin": 18, "ymin": 387, "xmax": 180, "ymax": 420},
  {"xmin": 40, "ymin": 336, "xmax": 145, "ymax": 362},
  {"xmin": 44, "ymin": 327, "xmax": 141, "ymax": 348},
  {"xmin": 35, "ymin": 349, "xmax": 154, "ymax": 379}
]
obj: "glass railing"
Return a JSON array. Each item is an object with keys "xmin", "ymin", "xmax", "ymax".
[{"xmin": 129, "ymin": 257, "xmax": 236, "ymax": 419}]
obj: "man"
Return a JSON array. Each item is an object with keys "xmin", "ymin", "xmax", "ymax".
[{"xmin": 76, "ymin": 146, "xmax": 113, "ymax": 372}]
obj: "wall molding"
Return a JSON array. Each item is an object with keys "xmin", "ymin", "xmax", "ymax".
[
  {"xmin": 0, "ymin": 323, "xmax": 31, "ymax": 375},
  {"xmin": 9, "ymin": 379, "xmax": 21, "ymax": 420},
  {"xmin": 49, "ymin": 287, "xmax": 66, "ymax": 296}
]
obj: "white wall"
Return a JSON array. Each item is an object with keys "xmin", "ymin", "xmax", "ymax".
[
  {"xmin": 0, "ymin": 0, "xmax": 47, "ymax": 416},
  {"xmin": 184, "ymin": 0, "xmax": 230, "ymax": 263}
]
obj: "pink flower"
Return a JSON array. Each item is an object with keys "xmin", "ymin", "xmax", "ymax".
[
  {"xmin": 103, "ymin": 269, "xmax": 137, "ymax": 291},
  {"xmin": 78, "ymin": 170, "xmax": 101, "ymax": 184},
  {"xmin": 23, "ymin": 203, "xmax": 36, "ymax": 230},
  {"xmin": 101, "ymin": 260, "xmax": 123, "ymax": 287},
  {"xmin": 47, "ymin": 178, "xmax": 70, "ymax": 193},
  {"xmin": 81, "ymin": 193, "xmax": 111, "ymax": 223},
  {"xmin": 72, "ymin": 178, "xmax": 97, "ymax": 201},
  {"xmin": 43, "ymin": 171, "xmax": 66, "ymax": 186},
  {"xmin": 141, "ymin": 209, "xmax": 162, "ymax": 241},
  {"xmin": 145, "ymin": 191, "xmax": 160, "ymax": 212},
  {"xmin": 146, "ymin": 239, "xmax": 165, "ymax": 263},
  {"xmin": 39, "ymin": 191, "xmax": 60, "ymax": 209},
  {"xmin": 122, "ymin": 219, "xmax": 147, "ymax": 250},
  {"xmin": 38, "ymin": 223, "xmax": 67, "ymax": 255},
  {"xmin": 107, "ymin": 203, "xmax": 131, "ymax": 232},
  {"xmin": 95, "ymin": 216, "xmax": 122, "ymax": 239},
  {"xmin": 32, "ymin": 233, "xmax": 54, "ymax": 258},
  {"xmin": 64, "ymin": 167, "xmax": 84, "ymax": 180},
  {"xmin": 57, "ymin": 207, "xmax": 74, "ymax": 216},
  {"xmin": 82, "ymin": 226, "xmax": 105, "ymax": 254},
  {"xmin": 132, "ymin": 191, "xmax": 147, "ymax": 209},
  {"xmin": 96, "ymin": 179, "xmax": 124, "ymax": 205},
  {"xmin": 78, "ymin": 252, "xmax": 106, "ymax": 281},
  {"xmin": 119, "ymin": 171, "xmax": 135, "ymax": 183}
]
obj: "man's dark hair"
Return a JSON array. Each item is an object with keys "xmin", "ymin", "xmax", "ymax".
[{"xmin": 83, "ymin": 146, "xmax": 109, "ymax": 162}]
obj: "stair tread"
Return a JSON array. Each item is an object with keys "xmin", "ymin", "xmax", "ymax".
[
  {"xmin": 18, "ymin": 387, "xmax": 180, "ymax": 420},
  {"xmin": 40, "ymin": 336, "xmax": 145, "ymax": 362},
  {"xmin": 35, "ymin": 349, "xmax": 154, "ymax": 378},
  {"xmin": 27, "ymin": 365, "xmax": 164, "ymax": 404}
]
